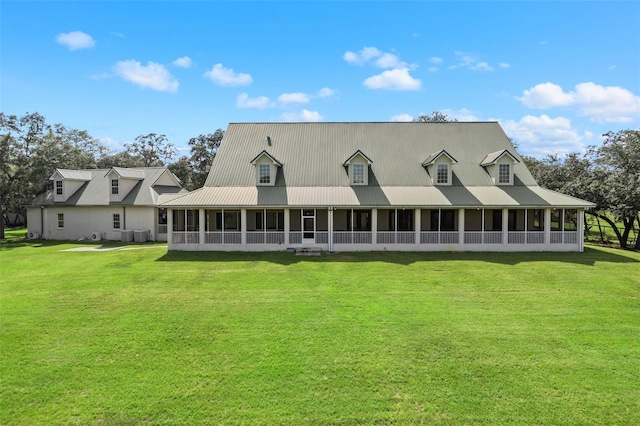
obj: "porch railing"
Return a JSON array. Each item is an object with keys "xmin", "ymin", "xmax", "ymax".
[
  {"xmin": 551, "ymin": 231, "xmax": 578, "ymax": 244},
  {"xmin": 527, "ymin": 231, "xmax": 545, "ymax": 244},
  {"xmin": 246, "ymin": 231, "xmax": 285, "ymax": 244},
  {"xmin": 333, "ymin": 231, "xmax": 372, "ymax": 244},
  {"xmin": 203, "ymin": 231, "xmax": 241, "ymax": 244},
  {"xmin": 377, "ymin": 231, "xmax": 415, "ymax": 244},
  {"xmin": 421, "ymin": 231, "xmax": 459, "ymax": 244},
  {"xmin": 172, "ymin": 231, "xmax": 199, "ymax": 244}
]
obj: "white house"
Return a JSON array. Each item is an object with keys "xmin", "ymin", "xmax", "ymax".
[
  {"xmin": 26, "ymin": 167, "xmax": 187, "ymax": 242},
  {"xmin": 161, "ymin": 122, "xmax": 595, "ymax": 252}
]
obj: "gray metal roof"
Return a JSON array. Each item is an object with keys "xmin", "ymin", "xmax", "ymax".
[
  {"xmin": 28, "ymin": 167, "xmax": 187, "ymax": 207},
  {"xmin": 205, "ymin": 122, "xmax": 537, "ymax": 188},
  {"xmin": 160, "ymin": 122, "xmax": 594, "ymax": 209},
  {"xmin": 50, "ymin": 169, "xmax": 92, "ymax": 181}
]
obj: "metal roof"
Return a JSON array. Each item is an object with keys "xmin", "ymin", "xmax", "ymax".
[
  {"xmin": 161, "ymin": 185, "xmax": 595, "ymax": 208},
  {"xmin": 159, "ymin": 122, "xmax": 594, "ymax": 209},
  {"xmin": 50, "ymin": 169, "xmax": 92, "ymax": 181},
  {"xmin": 28, "ymin": 167, "xmax": 187, "ymax": 207}
]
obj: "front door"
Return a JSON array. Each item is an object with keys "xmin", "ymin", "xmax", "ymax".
[{"xmin": 302, "ymin": 209, "xmax": 315, "ymax": 244}]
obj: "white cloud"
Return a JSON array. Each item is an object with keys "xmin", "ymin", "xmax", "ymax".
[
  {"xmin": 278, "ymin": 92, "xmax": 310, "ymax": 104},
  {"xmin": 427, "ymin": 66, "xmax": 439, "ymax": 72},
  {"xmin": 390, "ymin": 113, "xmax": 414, "ymax": 122},
  {"xmin": 203, "ymin": 63, "xmax": 252, "ymax": 86},
  {"xmin": 429, "ymin": 57, "xmax": 443, "ymax": 64},
  {"xmin": 501, "ymin": 114, "xmax": 584, "ymax": 157},
  {"xmin": 99, "ymin": 136, "xmax": 123, "ymax": 150},
  {"xmin": 471, "ymin": 61, "xmax": 493, "ymax": 71},
  {"xmin": 280, "ymin": 109, "xmax": 324, "ymax": 122},
  {"xmin": 375, "ymin": 52, "xmax": 403, "ymax": 69},
  {"xmin": 236, "ymin": 93, "xmax": 272, "ymax": 109},
  {"xmin": 56, "ymin": 31, "xmax": 95, "ymax": 50},
  {"xmin": 113, "ymin": 60, "xmax": 178, "ymax": 92},
  {"xmin": 574, "ymin": 82, "xmax": 640, "ymax": 123},
  {"xmin": 317, "ymin": 87, "xmax": 338, "ymax": 98},
  {"xmin": 363, "ymin": 68, "xmax": 422, "ymax": 91},
  {"xmin": 519, "ymin": 82, "xmax": 640, "ymax": 123},
  {"xmin": 519, "ymin": 82, "xmax": 575, "ymax": 108},
  {"xmin": 344, "ymin": 46, "xmax": 382, "ymax": 65},
  {"xmin": 173, "ymin": 56, "xmax": 192, "ymax": 68},
  {"xmin": 443, "ymin": 108, "xmax": 479, "ymax": 121},
  {"xmin": 499, "ymin": 63, "xmax": 511, "ymax": 69}
]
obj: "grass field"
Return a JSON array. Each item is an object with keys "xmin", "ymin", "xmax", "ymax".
[{"xmin": 1, "ymin": 235, "xmax": 639, "ymax": 425}]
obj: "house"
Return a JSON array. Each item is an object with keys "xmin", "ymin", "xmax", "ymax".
[
  {"xmin": 26, "ymin": 167, "xmax": 187, "ymax": 242},
  {"xmin": 160, "ymin": 121, "xmax": 594, "ymax": 252}
]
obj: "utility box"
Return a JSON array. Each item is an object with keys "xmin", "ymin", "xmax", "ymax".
[
  {"xmin": 133, "ymin": 230, "xmax": 148, "ymax": 242},
  {"xmin": 121, "ymin": 230, "xmax": 134, "ymax": 242}
]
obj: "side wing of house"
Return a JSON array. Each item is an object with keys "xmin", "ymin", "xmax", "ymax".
[{"xmin": 26, "ymin": 167, "xmax": 187, "ymax": 242}]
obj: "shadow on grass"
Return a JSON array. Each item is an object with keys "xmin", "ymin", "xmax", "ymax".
[
  {"xmin": 0, "ymin": 238, "xmax": 163, "ymax": 252},
  {"xmin": 156, "ymin": 246, "xmax": 639, "ymax": 266}
]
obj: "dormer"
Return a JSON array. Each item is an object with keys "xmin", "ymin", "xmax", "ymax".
[
  {"xmin": 250, "ymin": 151, "xmax": 282, "ymax": 186},
  {"xmin": 151, "ymin": 168, "xmax": 182, "ymax": 188},
  {"xmin": 343, "ymin": 150, "xmax": 373, "ymax": 186},
  {"xmin": 49, "ymin": 169, "xmax": 92, "ymax": 202},
  {"xmin": 481, "ymin": 150, "xmax": 519, "ymax": 186},
  {"xmin": 106, "ymin": 167, "xmax": 145, "ymax": 202},
  {"xmin": 422, "ymin": 150, "xmax": 457, "ymax": 186}
]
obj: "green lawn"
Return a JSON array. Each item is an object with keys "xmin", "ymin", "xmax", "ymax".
[{"xmin": 1, "ymin": 239, "xmax": 639, "ymax": 425}]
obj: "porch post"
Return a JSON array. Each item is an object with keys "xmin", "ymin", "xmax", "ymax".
[
  {"xmin": 415, "ymin": 208, "xmax": 421, "ymax": 246},
  {"xmin": 502, "ymin": 208, "xmax": 509, "ymax": 245},
  {"xmin": 199, "ymin": 208, "xmax": 205, "ymax": 245},
  {"xmin": 371, "ymin": 208, "xmax": 377, "ymax": 245},
  {"xmin": 578, "ymin": 209, "xmax": 585, "ymax": 252},
  {"xmin": 284, "ymin": 208, "xmax": 290, "ymax": 245},
  {"xmin": 458, "ymin": 208, "xmax": 465, "ymax": 245},
  {"xmin": 241, "ymin": 208, "xmax": 247, "ymax": 245},
  {"xmin": 167, "ymin": 208, "xmax": 173, "ymax": 245},
  {"xmin": 328, "ymin": 207, "xmax": 334, "ymax": 252},
  {"xmin": 544, "ymin": 208, "xmax": 551, "ymax": 245}
]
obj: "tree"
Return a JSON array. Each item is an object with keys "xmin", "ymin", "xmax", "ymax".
[
  {"xmin": 527, "ymin": 130, "xmax": 640, "ymax": 249},
  {"xmin": 0, "ymin": 112, "xmax": 104, "ymax": 238},
  {"xmin": 125, "ymin": 133, "xmax": 176, "ymax": 167},
  {"xmin": 96, "ymin": 151, "xmax": 144, "ymax": 169},
  {"xmin": 187, "ymin": 130, "xmax": 224, "ymax": 189},
  {"xmin": 168, "ymin": 156, "xmax": 193, "ymax": 190},
  {"xmin": 413, "ymin": 111, "xmax": 458, "ymax": 122},
  {"xmin": 594, "ymin": 130, "xmax": 640, "ymax": 249}
]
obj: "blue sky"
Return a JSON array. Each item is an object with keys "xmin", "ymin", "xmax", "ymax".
[{"xmin": 2, "ymin": 1, "xmax": 639, "ymax": 159}]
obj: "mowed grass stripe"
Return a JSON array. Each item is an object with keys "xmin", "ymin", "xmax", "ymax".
[{"xmin": 1, "ymin": 241, "xmax": 639, "ymax": 424}]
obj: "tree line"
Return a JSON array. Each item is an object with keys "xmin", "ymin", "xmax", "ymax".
[
  {"xmin": 0, "ymin": 112, "xmax": 223, "ymax": 238},
  {"xmin": 2, "ymin": 111, "xmax": 638, "ymax": 249}
]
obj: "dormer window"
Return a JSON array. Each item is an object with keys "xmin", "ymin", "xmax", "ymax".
[
  {"xmin": 111, "ymin": 179, "xmax": 119, "ymax": 195},
  {"xmin": 344, "ymin": 150, "xmax": 372, "ymax": 186},
  {"xmin": 250, "ymin": 150, "xmax": 282, "ymax": 187},
  {"xmin": 481, "ymin": 150, "xmax": 518, "ymax": 186},
  {"xmin": 498, "ymin": 164, "xmax": 510, "ymax": 184},
  {"xmin": 352, "ymin": 163, "xmax": 365, "ymax": 184},
  {"xmin": 55, "ymin": 180, "xmax": 63, "ymax": 195},
  {"xmin": 259, "ymin": 164, "xmax": 271, "ymax": 184},
  {"xmin": 423, "ymin": 150, "xmax": 456, "ymax": 186},
  {"xmin": 436, "ymin": 164, "xmax": 449, "ymax": 184}
]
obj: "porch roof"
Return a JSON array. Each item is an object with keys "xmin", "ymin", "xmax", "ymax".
[{"xmin": 160, "ymin": 185, "xmax": 595, "ymax": 209}]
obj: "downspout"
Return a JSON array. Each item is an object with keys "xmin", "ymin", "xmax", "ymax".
[
  {"xmin": 41, "ymin": 206, "xmax": 44, "ymax": 238},
  {"xmin": 123, "ymin": 206, "xmax": 126, "ymax": 230}
]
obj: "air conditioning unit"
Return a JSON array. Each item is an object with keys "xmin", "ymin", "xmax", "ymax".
[
  {"xmin": 28, "ymin": 231, "xmax": 39, "ymax": 240},
  {"xmin": 91, "ymin": 232, "xmax": 102, "ymax": 241}
]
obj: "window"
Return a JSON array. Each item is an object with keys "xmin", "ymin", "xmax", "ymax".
[
  {"xmin": 113, "ymin": 214, "xmax": 121, "ymax": 230},
  {"xmin": 259, "ymin": 164, "xmax": 271, "ymax": 184},
  {"xmin": 255, "ymin": 211, "xmax": 264, "ymax": 230},
  {"xmin": 266, "ymin": 211, "xmax": 284, "ymax": 231},
  {"xmin": 352, "ymin": 163, "xmax": 365, "ymax": 184},
  {"xmin": 57, "ymin": 213, "xmax": 64, "ymax": 229},
  {"xmin": 498, "ymin": 164, "xmax": 510, "ymax": 184},
  {"xmin": 436, "ymin": 164, "xmax": 449, "ymax": 184},
  {"xmin": 224, "ymin": 211, "xmax": 240, "ymax": 231},
  {"xmin": 55, "ymin": 180, "xmax": 63, "ymax": 195},
  {"xmin": 346, "ymin": 209, "xmax": 371, "ymax": 231},
  {"xmin": 111, "ymin": 179, "xmax": 119, "ymax": 195}
]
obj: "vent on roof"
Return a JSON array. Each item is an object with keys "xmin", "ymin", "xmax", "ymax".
[{"xmin": 266, "ymin": 136, "xmax": 272, "ymax": 146}]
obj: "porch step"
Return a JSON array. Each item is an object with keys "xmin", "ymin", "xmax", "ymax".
[{"xmin": 295, "ymin": 247, "xmax": 322, "ymax": 256}]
